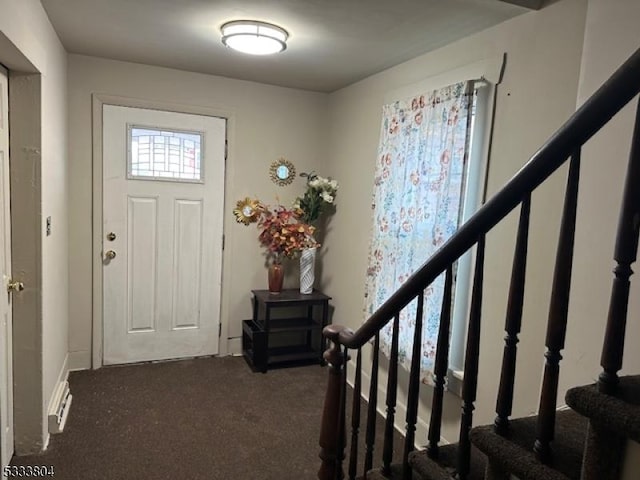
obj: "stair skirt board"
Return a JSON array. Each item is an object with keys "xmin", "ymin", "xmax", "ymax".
[
  {"xmin": 409, "ymin": 443, "xmax": 486, "ymax": 480},
  {"xmin": 470, "ymin": 410, "xmax": 587, "ymax": 480},
  {"xmin": 357, "ymin": 445, "xmax": 486, "ymax": 480},
  {"xmin": 364, "ymin": 463, "xmax": 424, "ymax": 480}
]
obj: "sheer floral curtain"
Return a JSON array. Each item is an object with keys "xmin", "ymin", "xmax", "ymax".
[{"xmin": 364, "ymin": 81, "xmax": 474, "ymax": 383}]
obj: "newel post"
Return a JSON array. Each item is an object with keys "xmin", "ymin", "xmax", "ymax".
[{"xmin": 318, "ymin": 325, "xmax": 348, "ymax": 480}]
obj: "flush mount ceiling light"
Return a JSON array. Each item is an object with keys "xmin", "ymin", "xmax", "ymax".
[{"xmin": 221, "ymin": 20, "xmax": 288, "ymax": 55}]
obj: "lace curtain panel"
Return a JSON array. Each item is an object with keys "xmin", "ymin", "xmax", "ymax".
[{"xmin": 364, "ymin": 81, "xmax": 474, "ymax": 384}]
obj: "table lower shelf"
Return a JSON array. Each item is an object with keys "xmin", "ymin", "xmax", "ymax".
[
  {"xmin": 242, "ymin": 319, "xmax": 323, "ymax": 372},
  {"xmin": 267, "ymin": 345, "xmax": 319, "ymax": 363}
]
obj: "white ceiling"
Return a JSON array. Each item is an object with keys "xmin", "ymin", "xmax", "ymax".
[{"xmin": 41, "ymin": 0, "xmax": 530, "ymax": 92}]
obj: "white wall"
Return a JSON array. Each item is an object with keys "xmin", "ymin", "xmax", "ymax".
[
  {"xmin": 67, "ymin": 55, "xmax": 329, "ymax": 368},
  {"xmin": 562, "ymin": 0, "xmax": 640, "ymax": 394},
  {"xmin": 0, "ymin": 0, "xmax": 68, "ymax": 452},
  {"xmin": 322, "ymin": 0, "xmax": 588, "ymax": 442},
  {"xmin": 40, "ymin": 22, "xmax": 69, "ymax": 443},
  {"xmin": 566, "ymin": 0, "xmax": 640, "ymax": 473}
]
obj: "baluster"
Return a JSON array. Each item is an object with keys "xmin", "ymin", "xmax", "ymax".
[
  {"xmin": 402, "ymin": 292, "xmax": 425, "ymax": 480},
  {"xmin": 336, "ymin": 347, "xmax": 349, "ymax": 479},
  {"xmin": 348, "ymin": 349, "xmax": 363, "ymax": 480},
  {"xmin": 427, "ymin": 266, "xmax": 454, "ymax": 459},
  {"xmin": 495, "ymin": 195, "xmax": 531, "ymax": 435},
  {"xmin": 319, "ymin": 326, "xmax": 347, "ymax": 480},
  {"xmin": 457, "ymin": 235, "xmax": 485, "ymax": 480},
  {"xmin": 534, "ymin": 152, "xmax": 581, "ymax": 463},
  {"xmin": 382, "ymin": 314, "xmax": 400, "ymax": 476},
  {"xmin": 363, "ymin": 333, "xmax": 380, "ymax": 477},
  {"xmin": 599, "ymin": 98, "xmax": 640, "ymax": 395}
]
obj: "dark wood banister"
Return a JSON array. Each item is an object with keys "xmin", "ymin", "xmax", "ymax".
[{"xmin": 333, "ymin": 46, "xmax": 640, "ymax": 350}]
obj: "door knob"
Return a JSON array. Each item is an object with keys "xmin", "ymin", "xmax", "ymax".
[
  {"xmin": 105, "ymin": 250, "xmax": 117, "ymax": 260},
  {"xmin": 7, "ymin": 280, "xmax": 25, "ymax": 293}
]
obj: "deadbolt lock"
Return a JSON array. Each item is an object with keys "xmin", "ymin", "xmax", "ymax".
[{"xmin": 107, "ymin": 232, "xmax": 116, "ymax": 241}]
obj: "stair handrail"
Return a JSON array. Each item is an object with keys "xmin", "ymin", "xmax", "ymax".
[{"xmin": 333, "ymin": 46, "xmax": 640, "ymax": 350}]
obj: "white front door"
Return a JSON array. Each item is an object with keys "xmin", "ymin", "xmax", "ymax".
[
  {"xmin": 103, "ymin": 105, "xmax": 225, "ymax": 365},
  {"xmin": 0, "ymin": 66, "xmax": 14, "ymax": 468}
]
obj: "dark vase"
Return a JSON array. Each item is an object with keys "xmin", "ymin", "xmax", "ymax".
[{"xmin": 268, "ymin": 262, "xmax": 284, "ymax": 294}]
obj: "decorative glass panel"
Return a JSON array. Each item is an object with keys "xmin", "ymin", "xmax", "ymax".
[{"xmin": 128, "ymin": 126, "xmax": 203, "ymax": 182}]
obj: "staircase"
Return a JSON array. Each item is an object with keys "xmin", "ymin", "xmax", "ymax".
[{"xmin": 317, "ymin": 46, "xmax": 640, "ymax": 480}]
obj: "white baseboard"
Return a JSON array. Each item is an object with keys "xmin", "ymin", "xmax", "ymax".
[
  {"xmin": 47, "ymin": 354, "xmax": 72, "ymax": 435},
  {"xmin": 227, "ymin": 337, "xmax": 242, "ymax": 355},
  {"xmin": 69, "ymin": 350, "xmax": 91, "ymax": 371}
]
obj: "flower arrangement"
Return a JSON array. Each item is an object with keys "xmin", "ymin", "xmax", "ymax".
[
  {"xmin": 256, "ymin": 205, "xmax": 318, "ymax": 261},
  {"xmin": 233, "ymin": 199, "xmax": 318, "ymax": 261},
  {"xmin": 233, "ymin": 171, "xmax": 337, "ymax": 262},
  {"xmin": 294, "ymin": 172, "xmax": 339, "ymax": 224}
]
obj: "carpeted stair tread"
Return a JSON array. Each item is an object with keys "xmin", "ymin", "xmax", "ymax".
[
  {"xmin": 408, "ymin": 443, "xmax": 486, "ymax": 480},
  {"xmin": 364, "ymin": 463, "xmax": 425, "ymax": 479},
  {"xmin": 470, "ymin": 410, "xmax": 587, "ymax": 480},
  {"xmin": 566, "ymin": 375, "xmax": 640, "ymax": 443}
]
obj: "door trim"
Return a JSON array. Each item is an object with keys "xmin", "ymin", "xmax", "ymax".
[{"xmin": 91, "ymin": 94, "xmax": 235, "ymax": 369}]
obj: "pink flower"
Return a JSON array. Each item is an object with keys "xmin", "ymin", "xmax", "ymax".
[{"xmin": 389, "ymin": 117, "xmax": 399, "ymax": 134}]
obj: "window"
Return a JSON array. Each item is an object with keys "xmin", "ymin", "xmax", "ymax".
[
  {"xmin": 128, "ymin": 125, "xmax": 204, "ymax": 182},
  {"xmin": 364, "ymin": 79, "xmax": 492, "ymax": 387},
  {"xmin": 448, "ymin": 84, "xmax": 492, "ymax": 392}
]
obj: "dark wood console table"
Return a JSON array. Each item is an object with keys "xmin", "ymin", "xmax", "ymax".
[{"xmin": 242, "ymin": 289, "xmax": 332, "ymax": 372}]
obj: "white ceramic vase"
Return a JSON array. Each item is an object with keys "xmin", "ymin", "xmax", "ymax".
[{"xmin": 299, "ymin": 247, "xmax": 317, "ymax": 294}]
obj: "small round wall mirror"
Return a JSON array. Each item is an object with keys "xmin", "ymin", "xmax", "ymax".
[
  {"xmin": 233, "ymin": 198, "xmax": 262, "ymax": 225},
  {"xmin": 270, "ymin": 158, "xmax": 296, "ymax": 186}
]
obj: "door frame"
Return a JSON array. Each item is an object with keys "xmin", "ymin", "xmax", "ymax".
[
  {"xmin": 91, "ymin": 95, "xmax": 235, "ymax": 369},
  {"xmin": 1, "ymin": 39, "xmax": 48, "ymax": 452}
]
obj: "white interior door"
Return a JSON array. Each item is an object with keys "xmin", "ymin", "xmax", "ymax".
[
  {"xmin": 0, "ymin": 65, "xmax": 14, "ymax": 468},
  {"xmin": 103, "ymin": 105, "xmax": 225, "ymax": 365}
]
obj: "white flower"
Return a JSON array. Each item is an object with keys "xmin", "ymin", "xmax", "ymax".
[
  {"xmin": 321, "ymin": 192, "xmax": 334, "ymax": 204},
  {"xmin": 329, "ymin": 180, "xmax": 338, "ymax": 190},
  {"xmin": 309, "ymin": 179, "xmax": 321, "ymax": 188}
]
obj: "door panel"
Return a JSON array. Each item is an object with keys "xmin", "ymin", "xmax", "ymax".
[
  {"xmin": 127, "ymin": 196, "xmax": 158, "ymax": 333},
  {"xmin": 103, "ymin": 105, "xmax": 225, "ymax": 365},
  {"xmin": 0, "ymin": 65, "xmax": 14, "ymax": 468},
  {"xmin": 172, "ymin": 199, "xmax": 203, "ymax": 330}
]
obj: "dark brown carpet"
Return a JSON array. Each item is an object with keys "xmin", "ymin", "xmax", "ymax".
[
  {"xmin": 566, "ymin": 375, "xmax": 640, "ymax": 443},
  {"xmin": 11, "ymin": 356, "xmax": 399, "ymax": 480},
  {"xmin": 12, "ymin": 357, "xmax": 327, "ymax": 479},
  {"xmin": 470, "ymin": 410, "xmax": 588, "ymax": 480}
]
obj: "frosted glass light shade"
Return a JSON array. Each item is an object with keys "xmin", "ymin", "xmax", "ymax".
[{"xmin": 221, "ymin": 21, "xmax": 288, "ymax": 55}]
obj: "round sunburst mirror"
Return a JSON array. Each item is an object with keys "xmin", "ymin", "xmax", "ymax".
[
  {"xmin": 233, "ymin": 197, "xmax": 262, "ymax": 225},
  {"xmin": 270, "ymin": 158, "xmax": 296, "ymax": 186}
]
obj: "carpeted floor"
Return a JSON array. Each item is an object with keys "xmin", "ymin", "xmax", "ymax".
[{"xmin": 10, "ymin": 356, "xmax": 400, "ymax": 480}]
